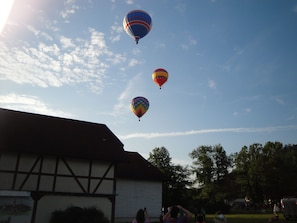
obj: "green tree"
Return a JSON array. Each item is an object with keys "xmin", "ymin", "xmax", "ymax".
[
  {"xmin": 190, "ymin": 145, "xmax": 214, "ymax": 186},
  {"xmin": 213, "ymin": 144, "xmax": 232, "ymax": 181},
  {"xmin": 190, "ymin": 144, "xmax": 233, "ymax": 211},
  {"xmin": 233, "ymin": 143, "xmax": 264, "ymax": 203},
  {"xmin": 233, "ymin": 142, "xmax": 297, "ymax": 204},
  {"xmin": 148, "ymin": 147, "xmax": 172, "ymax": 176},
  {"xmin": 148, "ymin": 147, "xmax": 191, "ymax": 207},
  {"xmin": 279, "ymin": 144, "xmax": 297, "ymax": 196}
]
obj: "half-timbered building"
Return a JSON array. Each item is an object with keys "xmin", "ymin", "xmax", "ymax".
[{"xmin": 0, "ymin": 108, "xmax": 127, "ymax": 223}]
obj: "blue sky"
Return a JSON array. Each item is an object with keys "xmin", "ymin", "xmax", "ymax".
[{"xmin": 1, "ymin": 0, "xmax": 297, "ymax": 166}]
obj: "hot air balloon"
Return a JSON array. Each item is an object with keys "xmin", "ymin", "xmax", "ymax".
[
  {"xmin": 152, "ymin": 68, "xmax": 168, "ymax": 89},
  {"xmin": 123, "ymin": 10, "xmax": 152, "ymax": 44},
  {"xmin": 130, "ymin": 96, "xmax": 149, "ymax": 121}
]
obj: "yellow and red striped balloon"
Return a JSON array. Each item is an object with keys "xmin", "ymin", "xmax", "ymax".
[{"xmin": 152, "ymin": 68, "xmax": 168, "ymax": 89}]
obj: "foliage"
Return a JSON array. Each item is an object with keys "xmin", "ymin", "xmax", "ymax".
[
  {"xmin": 233, "ymin": 142, "xmax": 297, "ymax": 203},
  {"xmin": 148, "ymin": 147, "xmax": 191, "ymax": 207},
  {"xmin": 189, "ymin": 144, "xmax": 233, "ymax": 211},
  {"xmin": 148, "ymin": 142, "xmax": 297, "ymax": 212}
]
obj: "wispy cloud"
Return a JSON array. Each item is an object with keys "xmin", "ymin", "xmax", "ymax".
[
  {"xmin": 272, "ymin": 96, "xmax": 285, "ymax": 105},
  {"xmin": 60, "ymin": 0, "xmax": 79, "ymax": 22},
  {"xmin": 110, "ymin": 22, "xmax": 123, "ymax": 42},
  {"xmin": 0, "ymin": 27, "xmax": 126, "ymax": 94},
  {"xmin": 181, "ymin": 36, "xmax": 197, "ymax": 50},
  {"xmin": 118, "ymin": 125, "xmax": 297, "ymax": 140},
  {"xmin": 208, "ymin": 80, "xmax": 216, "ymax": 89},
  {"xmin": 293, "ymin": 4, "xmax": 297, "ymax": 13},
  {"xmin": 27, "ymin": 25, "xmax": 53, "ymax": 41},
  {"xmin": 0, "ymin": 93, "xmax": 74, "ymax": 118},
  {"xmin": 175, "ymin": 3, "xmax": 186, "ymax": 13},
  {"xmin": 126, "ymin": 0, "xmax": 134, "ymax": 5},
  {"xmin": 111, "ymin": 73, "xmax": 143, "ymax": 116},
  {"xmin": 233, "ymin": 107, "xmax": 252, "ymax": 116}
]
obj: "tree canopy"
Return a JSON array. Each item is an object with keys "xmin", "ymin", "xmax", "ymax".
[{"xmin": 147, "ymin": 142, "xmax": 297, "ymax": 212}]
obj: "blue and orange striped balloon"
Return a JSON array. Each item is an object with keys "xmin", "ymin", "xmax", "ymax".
[
  {"xmin": 123, "ymin": 10, "xmax": 152, "ymax": 44},
  {"xmin": 130, "ymin": 96, "xmax": 149, "ymax": 121}
]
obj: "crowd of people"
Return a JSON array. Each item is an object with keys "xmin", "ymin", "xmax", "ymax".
[
  {"xmin": 132, "ymin": 202, "xmax": 285, "ymax": 223},
  {"xmin": 132, "ymin": 206, "xmax": 227, "ymax": 223}
]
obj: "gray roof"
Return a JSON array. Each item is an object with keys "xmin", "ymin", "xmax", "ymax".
[
  {"xmin": 0, "ymin": 108, "xmax": 126, "ymax": 162},
  {"xmin": 117, "ymin": 151, "xmax": 166, "ymax": 181}
]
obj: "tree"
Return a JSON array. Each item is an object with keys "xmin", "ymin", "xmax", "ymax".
[
  {"xmin": 148, "ymin": 147, "xmax": 172, "ymax": 176},
  {"xmin": 213, "ymin": 144, "xmax": 232, "ymax": 181},
  {"xmin": 190, "ymin": 144, "xmax": 232, "ymax": 186},
  {"xmin": 190, "ymin": 144, "xmax": 233, "ymax": 212},
  {"xmin": 233, "ymin": 142, "xmax": 297, "ymax": 204},
  {"xmin": 233, "ymin": 143, "xmax": 264, "ymax": 203},
  {"xmin": 148, "ymin": 147, "xmax": 191, "ymax": 207},
  {"xmin": 190, "ymin": 145, "xmax": 214, "ymax": 186}
]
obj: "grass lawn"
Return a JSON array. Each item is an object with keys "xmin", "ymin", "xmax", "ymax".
[{"xmin": 204, "ymin": 213, "xmax": 297, "ymax": 223}]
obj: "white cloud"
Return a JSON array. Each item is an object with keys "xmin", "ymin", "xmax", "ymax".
[
  {"xmin": 60, "ymin": 36, "xmax": 75, "ymax": 49},
  {"xmin": 118, "ymin": 125, "xmax": 297, "ymax": 140},
  {"xmin": 126, "ymin": 0, "xmax": 134, "ymax": 5},
  {"xmin": 110, "ymin": 22, "xmax": 123, "ymax": 42},
  {"xmin": 89, "ymin": 28, "xmax": 107, "ymax": 49},
  {"xmin": 39, "ymin": 43, "xmax": 60, "ymax": 56},
  {"xmin": 107, "ymin": 53, "xmax": 126, "ymax": 64},
  {"xmin": 111, "ymin": 23, "xmax": 123, "ymax": 34},
  {"xmin": 175, "ymin": 3, "xmax": 186, "ymax": 13},
  {"xmin": 293, "ymin": 4, "xmax": 297, "ymax": 13},
  {"xmin": 180, "ymin": 36, "xmax": 197, "ymax": 50},
  {"xmin": 128, "ymin": 58, "xmax": 141, "ymax": 67},
  {"xmin": 60, "ymin": 0, "xmax": 79, "ymax": 21},
  {"xmin": 272, "ymin": 96, "xmax": 285, "ymax": 105},
  {"xmin": 0, "ymin": 26, "xmax": 128, "ymax": 94},
  {"xmin": 233, "ymin": 108, "xmax": 252, "ymax": 116},
  {"xmin": 26, "ymin": 25, "xmax": 53, "ymax": 41},
  {"xmin": 132, "ymin": 48, "xmax": 142, "ymax": 56},
  {"xmin": 244, "ymin": 108, "xmax": 252, "ymax": 113},
  {"xmin": 111, "ymin": 73, "xmax": 143, "ymax": 117},
  {"xmin": 208, "ymin": 80, "xmax": 216, "ymax": 89},
  {"xmin": 233, "ymin": 111, "xmax": 239, "ymax": 116},
  {"xmin": 110, "ymin": 35, "xmax": 121, "ymax": 42},
  {"xmin": 0, "ymin": 93, "xmax": 74, "ymax": 118}
]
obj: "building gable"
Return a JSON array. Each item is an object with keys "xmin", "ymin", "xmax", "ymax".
[{"xmin": 0, "ymin": 108, "xmax": 126, "ymax": 161}]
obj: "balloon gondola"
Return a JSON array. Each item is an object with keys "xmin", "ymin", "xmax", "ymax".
[
  {"xmin": 123, "ymin": 10, "xmax": 152, "ymax": 44},
  {"xmin": 130, "ymin": 96, "xmax": 149, "ymax": 121},
  {"xmin": 152, "ymin": 68, "xmax": 168, "ymax": 89}
]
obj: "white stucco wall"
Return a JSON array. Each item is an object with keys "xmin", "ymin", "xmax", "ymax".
[{"xmin": 115, "ymin": 179, "xmax": 162, "ymax": 222}]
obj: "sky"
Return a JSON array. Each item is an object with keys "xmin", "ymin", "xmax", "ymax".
[{"xmin": 1, "ymin": 0, "xmax": 297, "ymax": 166}]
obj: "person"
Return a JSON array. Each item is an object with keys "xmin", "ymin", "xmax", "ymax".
[
  {"xmin": 132, "ymin": 208, "xmax": 150, "ymax": 223},
  {"xmin": 200, "ymin": 207, "xmax": 206, "ymax": 222},
  {"xmin": 213, "ymin": 211, "xmax": 227, "ymax": 223},
  {"xmin": 196, "ymin": 214, "xmax": 206, "ymax": 223},
  {"xmin": 163, "ymin": 205, "xmax": 193, "ymax": 223},
  {"xmin": 273, "ymin": 203, "xmax": 280, "ymax": 217}
]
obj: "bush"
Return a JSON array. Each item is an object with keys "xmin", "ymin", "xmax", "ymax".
[{"xmin": 49, "ymin": 206, "xmax": 109, "ymax": 223}]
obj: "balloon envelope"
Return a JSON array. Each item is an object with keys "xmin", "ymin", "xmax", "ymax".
[
  {"xmin": 123, "ymin": 10, "xmax": 152, "ymax": 44},
  {"xmin": 130, "ymin": 96, "xmax": 149, "ymax": 121},
  {"xmin": 152, "ymin": 68, "xmax": 168, "ymax": 89}
]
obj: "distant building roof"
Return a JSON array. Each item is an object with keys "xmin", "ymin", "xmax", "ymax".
[
  {"xmin": 117, "ymin": 151, "xmax": 166, "ymax": 181},
  {"xmin": 0, "ymin": 108, "xmax": 126, "ymax": 162}
]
